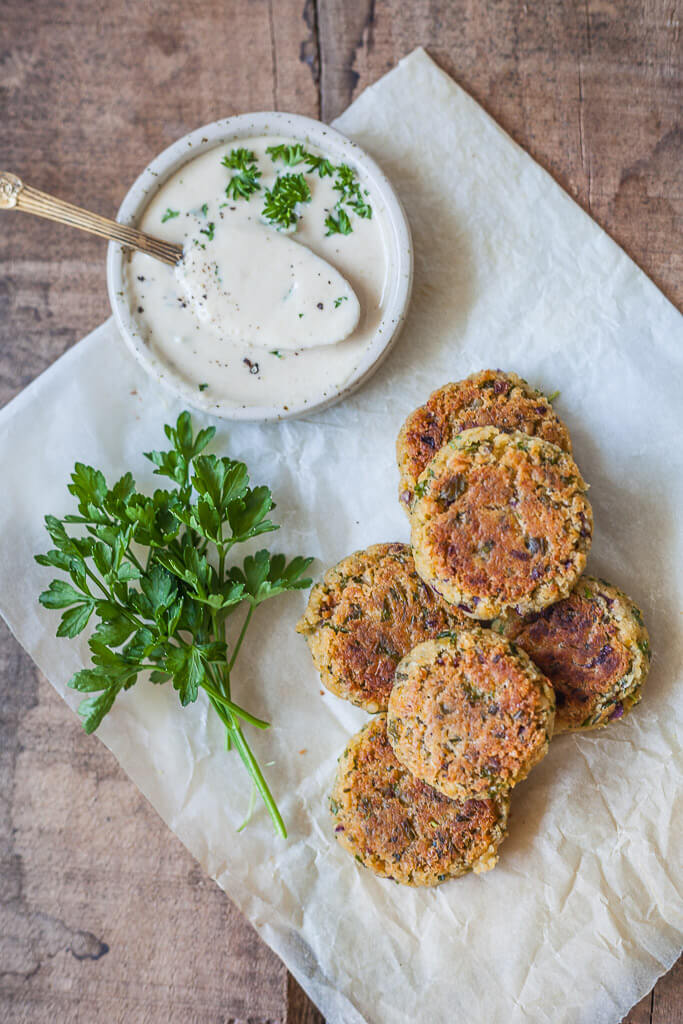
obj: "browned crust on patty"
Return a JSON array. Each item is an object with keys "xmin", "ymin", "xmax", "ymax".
[
  {"xmin": 498, "ymin": 575, "xmax": 651, "ymax": 732},
  {"xmin": 296, "ymin": 542, "xmax": 474, "ymax": 712},
  {"xmin": 397, "ymin": 370, "xmax": 572, "ymax": 512},
  {"xmin": 387, "ymin": 630, "xmax": 555, "ymax": 800},
  {"xmin": 330, "ymin": 715, "xmax": 510, "ymax": 886},
  {"xmin": 410, "ymin": 427, "xmax": 592, "ymax": 619}
]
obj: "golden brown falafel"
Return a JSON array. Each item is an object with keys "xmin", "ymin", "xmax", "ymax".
[
  {"xmin": 497, "ymin": 575, "xmax": 651, "ymax": 732},
  {"xmin": 397, "ymin": 370, "xmax": 572, "ymax": 512},
  {"xmin": 330, "ymin": 715, "xmax": 510, "ymax": 885},
  {"xmin": 387, "ymin": 629, "xmax": 555, "ymax": 800},
  {"xmin": 297, "ymin": 543, "xmax": 474, "ymax": 712},
  {"xmin": 410, "ymin": 427, "xmax": 592, "ymax": 619}
]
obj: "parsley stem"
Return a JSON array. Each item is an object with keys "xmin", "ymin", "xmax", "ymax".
[
  {"xmin": 229, "ymin": 725, "xmax": 287, "ymax": 838},
  {"xmin": 206, "ymin": 693, "xmax": 285, "ymax": 836},
  {"xmin": 205, "ymin": 642, "xmax": 232, "ymax": 751},
  {"xmin": 82, "ymin": 565, "xmax": 148, "ymax": 633},
  {"xmin": 200, "ymin": 681, "xmax": 270, "ymax": 729},
  {"xmin": 228, "ymin": 603, "xmax": 253, "ymax": 672},
  {"xmin": 124, "ymin": 548, "xmax": 146, "ymax": 575}
]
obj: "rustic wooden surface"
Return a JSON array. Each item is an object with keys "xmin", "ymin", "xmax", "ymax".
[{"xmin": 0, "ymin": 1, "xmax": 680, "ymax": 1021}]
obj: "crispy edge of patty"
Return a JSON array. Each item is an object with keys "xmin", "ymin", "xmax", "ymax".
[
  {"xmin": 330, "ymin": 714, "xmax": 510, "ymax": 886},
  {"xmin": 387, "ymin": 629, "xmax": 556, "ymax": 800},
  {"xmin": 396, "ymin": 370, "xmax": 572, "ymax": 512},
  {"xmin": 495, "ymin": 575, "xmax": 651, "ymax": 733},
  {"xmin": 296, "ymin": 542, "xmax": 471, "ymax": 712},
  {"xmin": 410, "ymin": 426, "xmax": 592, "ymax": 619}
]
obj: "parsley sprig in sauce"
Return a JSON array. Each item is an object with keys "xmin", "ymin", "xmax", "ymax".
[
  {"xmin": 222, "ymin": 148, "xmax": 262, "ymax": 200},
  {"xmin": 262, "ymin": 172, "xmax": 312, "ymax": 229},
  {"xmin": 36, "ymin": 412, "xmax": 313, "ymax": 837}
]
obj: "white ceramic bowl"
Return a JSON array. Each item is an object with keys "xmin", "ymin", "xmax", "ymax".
[{"xmin": 107, "ymin": 112, "xmax": 413, "ymax": 420}]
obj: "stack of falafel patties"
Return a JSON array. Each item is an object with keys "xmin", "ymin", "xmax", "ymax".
[{"xmin": 297, "ymin": 370, "xmax": 651, "ymax": 887}]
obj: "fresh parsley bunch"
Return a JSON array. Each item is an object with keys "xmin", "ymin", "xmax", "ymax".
[{"xmin": 36, "ymin": 412, "xmax": 313, "ymax": 837}]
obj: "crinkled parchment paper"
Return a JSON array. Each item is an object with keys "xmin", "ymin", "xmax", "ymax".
[{"xmin": 1, "ymin": 49, "xmax": 681, "ymax": 1024}]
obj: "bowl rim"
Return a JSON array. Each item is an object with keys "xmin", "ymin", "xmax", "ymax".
[{"xmin": 106, "ymin": 111, "xmax": 413, "ymax": 421}]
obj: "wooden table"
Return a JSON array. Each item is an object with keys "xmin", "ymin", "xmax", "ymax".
[{"xmin": 0, "ymin": 2, "xmax": 680, "ymax": 1021}]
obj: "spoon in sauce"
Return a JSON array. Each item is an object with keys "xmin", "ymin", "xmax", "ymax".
[
  {"xmin": 0, "ymin": 171, "xmax": 183, "ymax": 265},
  {"xmin": 0, "ymin": 171, "xmax": 361, "ymax": 350}
]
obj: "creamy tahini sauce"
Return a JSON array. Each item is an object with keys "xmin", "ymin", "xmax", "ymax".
[
  {"xmin": 180, "ymin": 224, "xmax": 360, "ymax": 351},
  {"xmin": 125, "ymin": 136, "xmax": 391, "ymax": 411}
]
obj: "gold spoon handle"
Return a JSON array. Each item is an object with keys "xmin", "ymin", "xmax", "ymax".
[{"xmin": 0, "ymin": 172, "xmax": 183, "ymax": 266}]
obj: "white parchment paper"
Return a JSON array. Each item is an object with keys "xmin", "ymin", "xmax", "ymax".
[{"xmin": 1, "ymin": 49, "xmax": 681, "ymax": 1024}]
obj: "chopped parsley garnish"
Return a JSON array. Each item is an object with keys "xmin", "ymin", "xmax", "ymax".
[
  {"xmin": 222, "ymin": 148, "xmax": 262, "ymax": 200},
  {"xmin": 305, "ymin": 154, "xmax": 335, "ymax": 178},
  {"xmin": 198, "ymin": 383, "xmax": 209, "ymax": 391},
  {"xmin": 199, "ymin": 221, "xmax": 215, "ymax": 241},
  {"xmin": 266, "ymin": 143, "xmax": 308, "ymax": 166},
  {"xmin": 262, "ymin": 173, "xmax": 311, "ymax": 229},
  {"xmin": 270, "ymin": 350, "xmax": 283, "ymax": 358},
  {"xmin": 332, "ymin": 164, "xmax": 357, "ymax": 197},
  {"xmin": 200, "ymin": 203, "xmax": 209, "ymax": 216},
  {"xmin": 332, "ymin": 164, "xmax": 372, "ymax": 219},
  {"xmin": 221, "ymin": 146, "xmax": 371, "ymax": 234},
  {"xmin": 334, "ymin": 296, "xmax": 348, "ymax": 308},
  {"xmin": 547, "ymin": 390, "xmax": 560, "ymax": 402},
  {"xmin": 161, "ymin": 208, "xmax": 180, "ymax": 223},
  {"xmin": 325, "ymin": 208, "xmax": 352, "ymax": 236},
  {"xmin": 267, "ymin": 143, "xmax": 334, "ymax": 179}
]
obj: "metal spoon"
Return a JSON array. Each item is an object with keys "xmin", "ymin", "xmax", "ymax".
[{"xmin": 0, "ymin": 171, "xmax": 182, "ymax": 265}]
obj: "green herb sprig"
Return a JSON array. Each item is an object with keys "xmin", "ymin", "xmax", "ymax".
[
  {"xmin": 261, "ymin": 172, "xmax": 311, "ymax": 229},
  {"xmin": 266, "ymin": 143, "xmax": 335, "ymax": 179},
  {"xmin": 325, "ymin": 207, "xmax": 352, "ymax": 237},
  {"xmin": 325, "ymin": 163, "xmax": 372, "ymax": 235},
  {"xmin": 36, "ymin": 412, "xmax": 313, "ymax": 837},
  {"xmin": 222, "ymin": 148, "xmax": 262, "ymax": 200}
]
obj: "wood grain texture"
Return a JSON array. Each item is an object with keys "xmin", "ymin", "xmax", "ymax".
[
  {"xmin": 318, "ymin": 0, "xmax": 682, "ymax": 310},
  {"xmin": 0, "ymin": 1, "xmax": 680, "ymax": 1022}
]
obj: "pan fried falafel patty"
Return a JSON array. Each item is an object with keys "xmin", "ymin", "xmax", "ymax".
[
  {"xmin": 387, "ymin": 630, "xmax": 555, "ymax": 800},
  {"xmin": 330, "ymin": 715, "xmax": 510, "ymax": 886},
  {"xmin": 396, "ymin": 370, "xmax": 572, "ymax": 511},
  {"xmin": 498, "ymin": 576, "xmax": 651, "ymax": 733},
  {"xmin": 296, "ymin": 543, "xmax": 473, "ymax": 712},
  {"xmin": 410, "ymin": 426, "xmax": 592, "ymax": 619}
]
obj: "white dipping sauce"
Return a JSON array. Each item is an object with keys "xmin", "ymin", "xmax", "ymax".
[
  {"xmin": 179, "ymin": 223, "xmax": 360, "ymax": 351},
  {"xmin": 125, "ymin": 136, "xmax": 391, "ymax": 412}
]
